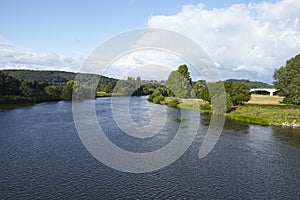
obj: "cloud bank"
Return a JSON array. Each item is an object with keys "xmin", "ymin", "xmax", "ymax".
[
  {"xmin": 148, "ymin": 0, "xmax": 300, "ymax": 83},
  {"xmin": 0, "ymin": 37, "xmax": 82, "ymax": 72}
]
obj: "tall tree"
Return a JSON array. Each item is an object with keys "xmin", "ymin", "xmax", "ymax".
[
  {"xmin": 167, "ymin": 64, "xmax": 191, "ymax": 98},
  {"xmin": 61, "ymin": 80, "xmax": 75, "ymax": 100},
  {"xmin": 273, "ymin": 54, "xmax": 300, "ymax": 105},
  {"xmin": 224, "ymin": 81, "xmax": 251, "ymax": 106}
]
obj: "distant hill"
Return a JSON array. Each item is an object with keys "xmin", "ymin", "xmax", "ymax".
[
  {"xmin": 226, "ymin": 79, "xmax": 273, "ymax": 89},
  {"xmin": 1, "ymin": 69, "xmax": 116, "ymax": 86}
]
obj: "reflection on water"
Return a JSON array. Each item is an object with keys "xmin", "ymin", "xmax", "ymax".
[
  {"xmin": 272, "ymin": 126, "xmax": 300, "ymax": 148},
  {"xmin": 0, "ymin": 97, "xmax": 300, "ymax": 199}
]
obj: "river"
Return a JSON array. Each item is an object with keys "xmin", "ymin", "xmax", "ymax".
[{"xmin": 1, "ymin": 96, "xmax": 300, "ymax": 199}]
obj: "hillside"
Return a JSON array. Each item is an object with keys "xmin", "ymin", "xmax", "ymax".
[
  {"xmin": 1, "ymin": 69, "xmax": 116, "ymax": 86},
  {"xmin": 226, "ymin": 79, "xmax": 273, "ymax": 89}
]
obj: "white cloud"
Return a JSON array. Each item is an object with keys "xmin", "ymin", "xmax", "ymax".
[
  {"xmin": 0, "ymin": 36, "xmax": 82, "ymax": 72},
  {"xmin": 148, "ymin": 0, "xmax": 300, "ymax": 83},
  {"xmin": 104, "ymin": 49, "xmax": 185, "ymax": 80}
]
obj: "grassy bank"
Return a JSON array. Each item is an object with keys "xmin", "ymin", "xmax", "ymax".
[
  {"xmin": 227, "ymin": 104, "xmax": 300, "ymax": 126},
  {"xmin": 157, "ymin": 97, "xmax": 212, "ymax": 113},
  {"xmin": 228, "ymin": 95, "xmax": 300, "ymax": 126},
  {"xmin": 95, "ymin": 92, "xmax": 124, "ymax": 97},
  {"xmin": 157, "ymin": 95, "xmax": 300, "ymax": 127}
]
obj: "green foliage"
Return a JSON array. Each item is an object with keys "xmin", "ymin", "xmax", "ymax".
[
  {"xmin": 273, "ymin": 54, "xmax": 300, "ymax": 105},
  {"xmin": 114, "ymin": 80, "xmax": 136, "ymax": 96},
  {"xmin": 19, "ymin": 80, "xmax": 49, "ymax": 97},
  {"xmin": 0, "ymin": 72, "xmax": 21, "ymax": 95},
  {"xmin": 61, "ymin": 80, "xmax": 75, "ymax": 100},
  {"xmin": 153, "ymin": 96, "xmax": 165, "ymax": 104},
  {"xmin": 227, "ymin": 113, "xmax": 271, "ymax": 126},
  {"xmin": 44, "ymin": 85, "xmax": 62, "ymax": 97},
  {"xmin": 148, "ymin": 87, "xmax": 162, "ymax": 102},
  {"xmin": 192, "ymin": 81, "xmax": 208, "ymax": 99},
  {"xmin": 104, "ymin": 81, "xmax": 117, "ymax": 93},
  {"xmin": 61, "ymin": 80, "xmax": 94, "ymax": 100},
  {"xmin": 167, "ymin": 64, "xmax": 191, "ymax": 98},
  {"xmin": 164, "ymin": 97, "xmax": 180, "ymax": 108},
  {"xmin": 142, "ymin": 83, "xmax": 160, "ymax": 95},
  {"xmin": 1, "ymin": 69, "xmax": 116, "ymax": 87},
  {"xmin": 211, "ymin": 93, "xmax": 233, "ymax": 114},
  {"xmin": 224, "ymin": 81, "xmax": 251, "ymax": 106},
  {"xmin": 199, "ymin": 103, "xmax": 212, "ymax": 113},
  {"xmin": 226, "ymin": 79, "xmax": 273, "ymax": 89}
]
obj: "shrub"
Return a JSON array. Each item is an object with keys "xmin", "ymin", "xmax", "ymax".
[
  {"xmin": 165, "ymin": 97, "xmax": 180, "ymax": 108},
  {"xmin": 153, "ymin": 96, "xmax": 165, "ymax": 104},
  {"xmin": 199, "ymin": 103, "xmax": 212, "ymax": 113}
]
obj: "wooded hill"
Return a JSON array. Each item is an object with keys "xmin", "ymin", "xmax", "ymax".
[{"xmin": 1, "ymin": 69, "xmax": 115, "ymax": 86}]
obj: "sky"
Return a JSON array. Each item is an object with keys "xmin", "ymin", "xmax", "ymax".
[{"xmin": 0, "ymin": 0, "xmax": 299, "ymax": 83}]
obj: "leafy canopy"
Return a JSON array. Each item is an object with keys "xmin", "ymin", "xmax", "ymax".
[{"xmin": 273, "ymin": 54, "xmax": 300, "ymax": 105}]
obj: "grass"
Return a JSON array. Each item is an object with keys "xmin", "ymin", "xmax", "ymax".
[
  {"xmin": 96, "ymin": 92, "xmax": 123, "ymax": 97},
  {"xmin": 152, "ymin": 94, "xmax": 300, "ymax": 127},
  {"xmin": 162, "ymin": 97, "xmax": 212, "ymax": 113},
  {"xmin": 227, "ymin": 95, "xmax": 300, "ymax": 126},
  {"xmin": 246, "ymin": 94, "xmax": 284, "ymax": 105},
  {"xmin": 178, "ymin": 98, "xmax": 202, "ymax": 111}
]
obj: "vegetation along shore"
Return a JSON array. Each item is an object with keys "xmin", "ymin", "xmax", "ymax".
[
  {"xmin": 148, "ymin": 54, "xmax": 300, "ymax": 127},
  {"xmin": 1, "ymin": 53, "xmax": 299, "ymax": 127}
]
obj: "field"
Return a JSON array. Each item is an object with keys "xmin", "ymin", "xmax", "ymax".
[{"xmin": 246, "ymin": 94, "xmax": 284, "ymax": 105}]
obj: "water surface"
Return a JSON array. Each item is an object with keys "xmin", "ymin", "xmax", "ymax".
[{"xmin": 1, "ymin": 96, "xmax": 300, "ymax": 199}]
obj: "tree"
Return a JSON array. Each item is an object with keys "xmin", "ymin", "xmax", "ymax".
[
  {"xmin": 167, "ymin": 64, "xmax": 191, "ymax": 98},
  {"xmin": 105, "ymin": 81, "xmax": 117, "ymax": 93},
  {"xmin": 224, "ymin": 81, "xmax": 251, "ymax": 106},
  {"xmin": 20, "ymin": 81, "xmax": 36, "ymax": 97},
  {"xmin": 273, "ymin": 54, "xmax": 300, "ymax": 105},
  {"xmin": 0, "ymin": 72, "xmax": 21, "ymax": 95},
  {"xmin": 211, "ymin": 93, "xmax": 233, "ymax": 114},
  {"xmin": 192, "ymin": 81, "xmax": 209, "ymax": 100},
  {"xmin": 61, "ymin": 80, "xmax": 75, "ymax": 100},
  {"xmin": 45, "ymin": 85, "xmax": 62, "ymax": 97}
]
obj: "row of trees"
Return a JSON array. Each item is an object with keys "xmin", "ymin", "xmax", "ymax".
[
  {"xmin": 1, "ymin": 52, "xmax": 298, "ymax": 105},
  {"xmin": 0, "ymin": 71, "xmax": 96, "ymax": 103},
  {"xmin": 147, "ymin": 64, "xmax": 251, "ymax": 113}
]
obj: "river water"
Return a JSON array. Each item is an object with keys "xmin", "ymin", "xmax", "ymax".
[{"xmin": 1, "ymin": 96, "xmax": 300, "ymax": 199}]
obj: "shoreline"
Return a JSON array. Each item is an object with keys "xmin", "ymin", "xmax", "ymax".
[
  {"xmin": 155, "ymin": 97, "xmax": 300, "ymax": 128},
  {"xmin": 1, "ymin": 95, "xmax": 299, "ymax": 128}
]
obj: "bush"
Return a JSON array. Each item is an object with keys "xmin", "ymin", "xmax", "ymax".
[
  {"xmin": 153, "ymin": 96, "xmax": 165, "ymax": 104},
  {"xmin": 165, "ymin": 97, "xmax": 180, "ymax": 108},
  {"xmin": 199, "ymin": 103, "xmax": 212, "ymax": 113},
  {"xmin": 147, "ymin": 93, "xmax": 156, "ymax": 102}
]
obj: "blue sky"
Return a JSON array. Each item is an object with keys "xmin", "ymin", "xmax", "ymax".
[
  {"xmin": 0, "ymin": 0, "xmax": 299, "ymax": 83},
  {"xmin": 1, "ymin": 0, "xmax": 265, "ymax": 55}
]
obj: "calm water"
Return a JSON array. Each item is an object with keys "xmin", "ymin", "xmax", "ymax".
[{"xmin": 1, "ymin": 96, "xmax": 300, "ymax": 199}]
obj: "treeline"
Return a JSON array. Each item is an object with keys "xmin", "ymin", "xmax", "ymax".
[
  {"xmin": 147, "ymin": 64, "xmax": 251, "ymax": 114},
  {"xmin": 0, "ymin": 70, "xmax": 114, "ymax": 103},
  {"xmin": 97, "ymin": 76, "xmax": 162, "ymax": 97},
  {"xmin": 225, "ymin": 79, "xmax": 273, "ymax": 89},
  {"xmin": 1, "ymin": 69, "xmax": 115, "ymax": 87},
  {"xmin": 0, "ymin": 70, "xmax": 161, "ymax": 104},
  {"xmin": 0, "ymin": 71, "xmax": 62, "ymax": 103}
]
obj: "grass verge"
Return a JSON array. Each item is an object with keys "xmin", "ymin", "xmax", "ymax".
[{"xmin": 227, "ymin": 104, "xmax": 300, "ymax": 126}]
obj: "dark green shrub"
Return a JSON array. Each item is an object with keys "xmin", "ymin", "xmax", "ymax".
[
  {"xmin": 165, "ymin": 97, "xmax": 180, "ymax": 108},
  {"xmin": 199, "ymin": 103, "xmax": 212, "ymax": 113},
  {"xmin": 153, "ymin": 96, "xmax": 165, "ymax": 104}
]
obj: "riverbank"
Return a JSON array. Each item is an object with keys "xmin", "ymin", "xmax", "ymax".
[
  {"xmin": 227, "ymin": 104, "xmax": 300, "ymax": 127},
  {"xmin": 227, "ymin": 95, "xmax": 300, "ymax": 127},
  {"xmin": 158, "ymin": 96, "xmax": 300, "ymax": 127}
]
